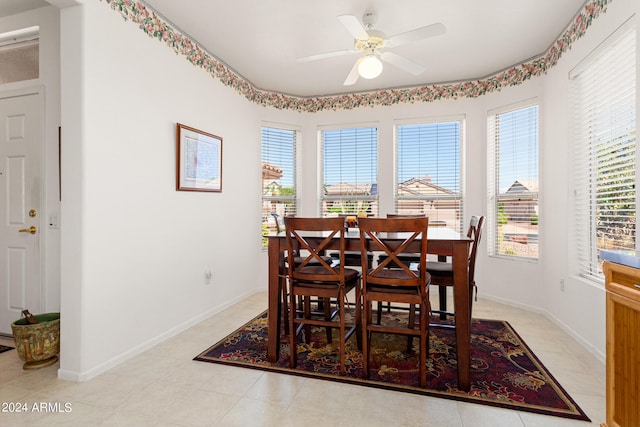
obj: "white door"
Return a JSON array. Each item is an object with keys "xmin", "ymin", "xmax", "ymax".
[{"xmin": 0, "ymin": 93, "xmax": 42, "ymax": 335}]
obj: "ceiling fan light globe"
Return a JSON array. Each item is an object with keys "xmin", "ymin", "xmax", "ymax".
[{"xmin": 358, "ymin": 55, "xmax": 383, "ymax": 79}]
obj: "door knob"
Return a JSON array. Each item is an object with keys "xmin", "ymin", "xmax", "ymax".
[{"xmin": 18, "ymin": 226, "xmax": 37, "ymax": 234}]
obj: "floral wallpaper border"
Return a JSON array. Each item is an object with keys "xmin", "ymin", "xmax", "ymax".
[{"xmin": 102, "ymin": 0, "xmax": 611, "ymax": 112}]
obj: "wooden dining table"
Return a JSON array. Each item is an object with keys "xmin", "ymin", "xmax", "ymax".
[{"xmin": 265, "ymin": 226, "xmax": 473, "ymax": 391}]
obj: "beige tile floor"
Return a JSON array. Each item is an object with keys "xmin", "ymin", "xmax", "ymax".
[{"xmin": 0, "ymin": 290, "xmax": 605, "ymax": 426}]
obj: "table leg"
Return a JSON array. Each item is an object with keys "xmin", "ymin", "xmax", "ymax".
[
  {"xmin": 267, "ymin": 237, "xmax": 281, "ymax": 363},
  {"xmin": 452, "ymin": 240, "xmax": 471, "ymax": 391}
]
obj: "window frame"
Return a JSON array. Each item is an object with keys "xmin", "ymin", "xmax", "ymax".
[{"xmin": 0, "ymin": 26, "xmax": 39, "ymax": 85}]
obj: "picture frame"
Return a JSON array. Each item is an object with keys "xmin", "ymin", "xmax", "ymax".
[{"xmin": 176, "ymin": 123, "xmax": 222, "ymax": 192}]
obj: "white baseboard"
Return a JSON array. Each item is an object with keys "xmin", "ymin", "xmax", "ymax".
[{"xmin": 57, "ymin": 288, "xmax": 262, "ymax": 382}]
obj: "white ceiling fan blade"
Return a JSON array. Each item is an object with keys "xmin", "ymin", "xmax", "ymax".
[
  {"xmin": 343, "ymin": 57, "xmax": 364, "ymax": 86},
  {"xmin": 337, "ymin": 14, "xmax": 369, "ymax": 40},
  {"xmin": 380, "ymin": 51, "xmax": 425, "ymax": 75},
  {"xmin": 297, "ymin": 49, "xmax": 356, "ymax": 63},
  {"xmin": 386, "ymin": 22, "xmax": 446, "ymax": 47}
]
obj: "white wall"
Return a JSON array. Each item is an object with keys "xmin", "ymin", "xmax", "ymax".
[
  {"xmin": 10, "ymin": 0, "xmax": 637, "ymax": 380},
  {"xmin": 58, "ymin": 1, "xmax": 266, "ymax": 380},
  {"xmin": 538, "ymin": 0, "xmax": 640, "ymax": 359}
]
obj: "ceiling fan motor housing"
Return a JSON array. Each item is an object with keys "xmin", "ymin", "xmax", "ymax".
[{"xmin": 355, "ymin": 31, "xmax": 385, "ymax": 53}]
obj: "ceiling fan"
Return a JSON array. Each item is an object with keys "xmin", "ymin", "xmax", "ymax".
[{"xmin": 297, "ymin": 12, "xmax": 446, "ymax": 86}]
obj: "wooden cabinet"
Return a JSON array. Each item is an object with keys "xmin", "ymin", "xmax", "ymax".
[{"xmin": 602, "ymin": 261, "xmax": 640, "ymax": 427}]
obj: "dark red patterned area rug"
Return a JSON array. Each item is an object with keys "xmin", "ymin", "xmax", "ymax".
[{"xmin": 194, "ymin": 310, "xmax": 590, "ymax": 422}]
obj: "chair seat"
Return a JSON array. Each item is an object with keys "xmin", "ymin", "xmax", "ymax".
[
  {"xmin": 367, "ymin": 270, "xmax": 430, "ymax": 294},
  {"xmin": 368, "ymin": 268, "xmax": 429, "ymax": 281},
  {"xmin": 426, "ymin": 261, "xmax": 453, "ymax": 273},
  {"xmin": 368, "ymin": 284, "xmax": 420, "ymax": 295},
  {"xmin": 295, "ymin": 266, "xmax": 360, "ymax": 283}
]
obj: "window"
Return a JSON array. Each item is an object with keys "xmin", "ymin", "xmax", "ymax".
[
  {"xmin": 321, "ymin": 126, "xmax": 378, "ymax": 217},
  {"xmin": 396, "ymin": 119, "xmax": 463, "ymax": 233},
  {"xmin": 487, "ymin": 103, "xmax": 539, "ymax": 259},
  {"xmin": 571, "ymin": 22, "xmax": 636, "ymax": 282},
  {"xmin": 261, "ymin": 126, "xmax": 297, "ymax": 239},
  {"xmin": 0, "ymin": 26, "xmax": 39, "ymax": 84}
]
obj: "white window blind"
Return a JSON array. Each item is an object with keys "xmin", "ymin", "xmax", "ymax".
[
  {"xmin": 261, "ymin": 126, "xmax": 297, "ymax": 237},
  {"xmin": 487, "ymin": 103, "xmax": 539, "ymax": 259},
  {"xmin": 321, "ymin": 126, "xmax": 378, "ymax": 217},
  {"xmin": 571, "ymin": 21, "xmax": 636, "ymax": 282},
  {"xmin": 396, "ymin": 120, "xmax": 463, "ymax": 233}
]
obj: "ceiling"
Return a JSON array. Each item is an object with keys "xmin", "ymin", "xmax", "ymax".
[
  {"xmin": 0, "ymin": 0, "xmax": 49, "ymax": 18},
  {"xmin": 3, "ymin": 0, "xmax": 588, "ymax": 97}
]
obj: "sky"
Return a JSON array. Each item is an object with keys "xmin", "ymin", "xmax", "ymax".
[{"xmin": 495, "ymin": 105, "xmax": 539, "ymax": 192}]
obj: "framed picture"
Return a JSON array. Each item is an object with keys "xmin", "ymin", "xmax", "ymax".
[{"xmin": 176, "ymin": 123, "xmax": 222, "ymax": 192}]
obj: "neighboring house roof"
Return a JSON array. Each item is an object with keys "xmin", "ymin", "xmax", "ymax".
[
  {"xmin": 262, "ymin": 162, "xmax": 282, "ymax": 180},
  {"xmin": 324, "ymin": 178, "xmax": 456, "ymax": 197},
  {"xmin": 263, "ymin": 180, "xmax": 281, "ymax": 189},
  {"xmin": 324, "ymin": 182, "xmax": 375, "ymax": 195},
  {"xmin": 263, "ymin": 180, "xmax": 283, "ymax": 197},
  {"xmin": 397, "ymin": 177, "xmax": 456, "ymax": 196},
  {"xmin": 507, "ymin": 179, "xmax": 539, "ymax": 193}
]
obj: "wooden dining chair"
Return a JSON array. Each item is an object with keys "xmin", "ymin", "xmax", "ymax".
[
  {"xmin": 284, "ymin": 217, "xmax": 361, "ymax": 375},
  {"xmin": 428, "ymin": 215, "xmax": 484, "ymax": 322},
  {"xmin": 271, "ymin": 212, "xmax": 284, "ymax": 233},
  {"xmin": 373, "ymin": 214, "xmax": 426, "ymax": 323},
  {"xmin": 358, "ymin": 216, "xmax": 431, "ymax": 387},
  {"xmin": 272, "ymin": 213, "xmax": 335, "ymax": 336}
]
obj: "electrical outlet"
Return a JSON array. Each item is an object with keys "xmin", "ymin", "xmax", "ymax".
[
  {"xmin": 205, "ymin": 269, "xmax": 212, "ymax": 285},
  {"xmin": 560, "ymin": 278, "xmax": 565, "ymax": 292}
]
